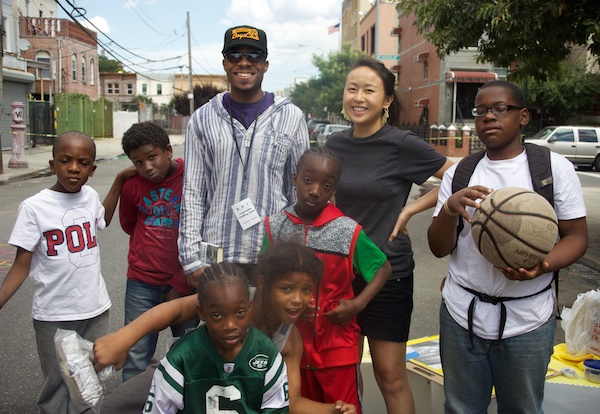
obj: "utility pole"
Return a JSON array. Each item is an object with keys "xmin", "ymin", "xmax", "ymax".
[{"xmin": 187, "ymin": 11, "xmax": 194, "ymax": 118}]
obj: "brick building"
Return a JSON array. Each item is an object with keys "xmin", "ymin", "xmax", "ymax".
[{"xmin": 19, "ymin": 16, "xmax": 99, "ymax": 100}]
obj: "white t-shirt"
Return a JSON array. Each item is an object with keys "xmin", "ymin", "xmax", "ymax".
[
  {"xmin": 434, "ymin": 149, "xmax": 586, "ymax": 339},
  {"xmin": 9, "ymin": 186, "xmax": 111, "ymax": 321}
]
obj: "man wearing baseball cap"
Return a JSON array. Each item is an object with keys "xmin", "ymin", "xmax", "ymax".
[{"xmin": 179, "ymin": 24, "xmax": 307, "ymax": 284}]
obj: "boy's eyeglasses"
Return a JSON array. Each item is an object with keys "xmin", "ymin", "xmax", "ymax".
[
  {"xmin": 471, "ymin": 104, "xmax": 523, "ymax": 117},
  {"xmin": 224, "ymin": 50, "xmax": 266, "ymax": 64}
]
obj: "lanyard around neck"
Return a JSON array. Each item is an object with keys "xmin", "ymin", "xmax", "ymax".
[{"xmin": 228, "ymin": 94, "xmax": 266, "ymax": 191}]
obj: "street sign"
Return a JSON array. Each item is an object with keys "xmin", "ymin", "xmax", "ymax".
[{"xmin": 379, "ymin": 54, "xmax": 400, "ymax": 60}]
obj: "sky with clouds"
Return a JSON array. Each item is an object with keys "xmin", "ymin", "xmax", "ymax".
[{"xmin": 60, "ymin": 0, "xmax": 343, "ymax": 92}]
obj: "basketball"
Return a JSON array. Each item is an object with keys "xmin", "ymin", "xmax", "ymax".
[{"xmin": 471, "ymin": 187, "xmax": 559, "ymax": 270}]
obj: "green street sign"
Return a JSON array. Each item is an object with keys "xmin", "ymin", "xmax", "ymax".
[{"xmin": 378, "ymin": 54, "xmax": 400, "ymax": 60}]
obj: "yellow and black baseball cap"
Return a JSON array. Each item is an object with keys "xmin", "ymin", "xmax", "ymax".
[{"xmin": 222, "ymin": 25, "xmax": 268, "ymax": 56}]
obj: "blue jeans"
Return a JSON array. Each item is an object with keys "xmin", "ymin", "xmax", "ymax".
[
  {"xmin": 123, "ymin": 279, "xmax": 198, "ymax": 381},
  {"xmin": 439, "ymin": 301, "xmax": 555, "ymax": 414}
]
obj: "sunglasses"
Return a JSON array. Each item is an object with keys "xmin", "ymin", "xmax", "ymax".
[{"xmin": 224, "ymin": 50, "xmax": 266, "ymax": 64}]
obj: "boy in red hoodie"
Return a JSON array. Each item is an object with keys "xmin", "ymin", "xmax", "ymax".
[{"xmin": 117, "ymin": 122, "xmax": 197, "ymax": 381}]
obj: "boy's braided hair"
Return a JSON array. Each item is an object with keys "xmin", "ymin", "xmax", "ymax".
[
  {"xmin": 197, "ymin": 262, "xmax": 249, "ymax": 303},
  {"xmin": 297, "ymin": 146, "xmax": 340, "ymax": 170}
]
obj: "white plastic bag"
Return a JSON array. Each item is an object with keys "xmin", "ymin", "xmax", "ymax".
[
  {"xmin": 561, "ymin": 289, "xmax": 600, "ymax": 358},
  {"xmin": 54, "ymin": 329, "xmax": 114, "ymax": 413}
]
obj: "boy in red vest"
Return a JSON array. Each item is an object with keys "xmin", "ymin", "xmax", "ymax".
[{"xmin": 263, "ymin": 147, "xmax": 391, "ymax": 413}]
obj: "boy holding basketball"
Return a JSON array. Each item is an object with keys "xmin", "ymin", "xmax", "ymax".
[{"xmin": 428, "ymin": 80, "xmax": 588, "ymax": 414}]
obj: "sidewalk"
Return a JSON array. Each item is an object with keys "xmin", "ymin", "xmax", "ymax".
[{"xmin": 0, "ymin": 134, "xmax": 185, "ymax": 185}]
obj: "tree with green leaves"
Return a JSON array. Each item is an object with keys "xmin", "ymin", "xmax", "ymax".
[
  {"xmin": 171, "ymin": 84, "xmax": 223, "ymax": 116},
  {"xmin": 98, "ymin": 55, "xmax": 125, "ymax": 73},
  {"xmin": 526, "ymin": 62, "xmax": 600, "ymax": 130},
  {"xmin": 290, "ymin": 45, "xmax": 366, "ymax": 119},
  {"xmin": 400, "ymin": 0, "xmax": 600, "ymax": 81}
]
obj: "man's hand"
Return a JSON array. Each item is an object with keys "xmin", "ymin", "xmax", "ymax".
[{"xmin": 185, "ymin": 268, "xmax": 204, "ymax": 289}]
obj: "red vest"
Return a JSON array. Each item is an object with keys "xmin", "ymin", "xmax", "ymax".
[{"xmin": 265, "ymin": 204, "xmax": 361, "ymax": 369}]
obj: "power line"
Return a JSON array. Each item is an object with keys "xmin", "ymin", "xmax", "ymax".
[
  {"xmin": 59, "ymin": 0, "xmax": 182, "ymax": 64},
  {"xmin": 124, "ymin": 0, "xmax": 170, "ymax": 36},
  {"xmin": 190, "ymin": 30, "xmax": 220, "ymax": 74},
  {"xmin": 124, "ymin": 0, "xmax": 175, "ymax": 34},
  {"xmin": 55, "ymin": 0, "xmax": 177, "ymax": 82}
]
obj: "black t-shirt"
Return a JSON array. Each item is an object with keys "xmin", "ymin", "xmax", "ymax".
[{"xmin": 326, "ymin": 124, "xmax": 446, "ymax": 277}]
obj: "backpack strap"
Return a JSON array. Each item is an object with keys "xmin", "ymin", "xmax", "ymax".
[
  {"xmin": 522, "ymin": 143, "xmax": 560, "ymax": 318},
  {"xmin": 523, "ymin": 142, "xmax": 554, "ymax": 208}
]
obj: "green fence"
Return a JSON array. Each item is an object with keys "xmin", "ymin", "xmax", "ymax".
[
  {"xmin": 28, "ymin": 101, "xmax": 55, "ymax": 146},
  {"xmin": 53, "ymin": 94, "xmax": 113, "ymax": 138}
]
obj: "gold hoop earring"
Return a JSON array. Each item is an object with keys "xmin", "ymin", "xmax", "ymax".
[
  {"xmin": 382, "ymin": 107, "xmax": 390, "ymax": 124},
  {"xmin": 341, "ymin": 107, "xmax": 350, "ymax": 121}
]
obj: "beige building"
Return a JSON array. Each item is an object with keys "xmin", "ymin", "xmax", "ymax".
[
  {"xmin": 357, "ymin": 2, "xmax": 399, "ymax": 64},
  {"xmin": 341, "ymin": 0, "xmax": 372, "ymax": 50},
  {"xmin": 100, "ymin": 72, "xmax": 138, "ymax": 111},
  {"xmin": 173, "ymin": 74, "xmax": 229, "ymax": 95}
]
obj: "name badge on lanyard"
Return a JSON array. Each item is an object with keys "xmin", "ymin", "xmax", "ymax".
[{"xmin": 232, "ymin": 197, "xmax": 261, "ymax": 230}]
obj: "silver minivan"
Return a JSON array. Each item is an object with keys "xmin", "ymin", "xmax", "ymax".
[{"xmin": 524, "ymin": 126, "xmax": 600, "ymax": 170}]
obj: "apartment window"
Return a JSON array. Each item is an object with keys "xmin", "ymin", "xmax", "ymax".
[
  {"xmin": 81, "ymin": 57, "xmax": 87, "ymax": 83},
  {"xmin": 72, "ymin": 54, "xmax": 77, "ymax": 81},
  {"xmin": 361, "ymin": 35, "xmax": 366, "ymax": 52},
  {"xmin": 157, "ymin": 84, "xmax": 162, "ymax": 95},
  {"xmin": 423, "ymin": 61, "xmax": 429, "ymax": 81},
  {"xmin": 89, "ymin": 58, "xmax": 95, "ymax": 85},
  {"xmin": 370, "ymin": 26, "xmax": 375, "ymax": 55},
  {"xmin": 114, "ymin": 83, "xmax": 120, "ymax": 94},
  {"xmin": 142, "ymin": 83, "xmax": 147, "ymax": 95},
  {"xmin": 35, "ymin": 51, "xmax": 51, "ymax": 79},
  {"xmin": 3, "ymin": 16, "xmax": 16, "ymax": 54},
  {"xmin": 127, "ymin": 83, "xmax": 133, "ymax": 94},
  {"xmin": 107, "ymin": 83, "xmax": 113, "ymax": 94}
]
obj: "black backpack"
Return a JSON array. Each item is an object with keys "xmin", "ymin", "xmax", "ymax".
[{"xmin": 451, "ymin": 142, "xmax": 561, "ymax": 318}]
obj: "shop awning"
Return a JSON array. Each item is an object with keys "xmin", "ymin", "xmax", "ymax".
[
  {"xmin": 445, "ymin": 71, "xmax": 498, "ymax": 83},
  {"xmin": 391, "ymin": 27, "xmax": 402, "ymax": 35},
  {"xmin": 413, "ymin": 52, "xmax": 429, "ymax": 62},
  {"xmin": 414, "ymin": 98, "xmax": 429, "ymax": 108}
]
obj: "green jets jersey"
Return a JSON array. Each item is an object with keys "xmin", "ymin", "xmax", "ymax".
[{"xmin": 145, "ymin": 325, "xmax": 289, "ymax": 413}]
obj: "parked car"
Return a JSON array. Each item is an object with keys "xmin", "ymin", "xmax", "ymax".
[
  {"xmin": 524, "ymin": 126, "xmax": 600, "ymax": 170},
  {"xmin": 317, "ymin": 124, "xmax": 351, "ymax": 146},
  {"xmin": 307, "ymin": 119, "xmax": 330, "ymax": 146},
  {"xmin": 309, "ymin": 123, "xmax": 328, "ymax": 146}
]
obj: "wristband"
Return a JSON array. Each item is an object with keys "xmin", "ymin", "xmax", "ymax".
[{"xmin": 443, "ymin": 200, "xmax": 459, "ymax": 217}]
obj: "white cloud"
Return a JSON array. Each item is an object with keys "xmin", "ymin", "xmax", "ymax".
[{"xmin": 80, "ymin": 16, "xmax": 110, "ymax": 34}]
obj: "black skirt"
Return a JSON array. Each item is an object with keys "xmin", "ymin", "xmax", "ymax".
[{"xmin": 353, "ymin": 273, "xmax": 414, "ymax": 342}]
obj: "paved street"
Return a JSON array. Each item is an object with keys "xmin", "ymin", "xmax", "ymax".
[{"xmin": 0, "ymin": 140, "xmax": 599, "ymax": 413}]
